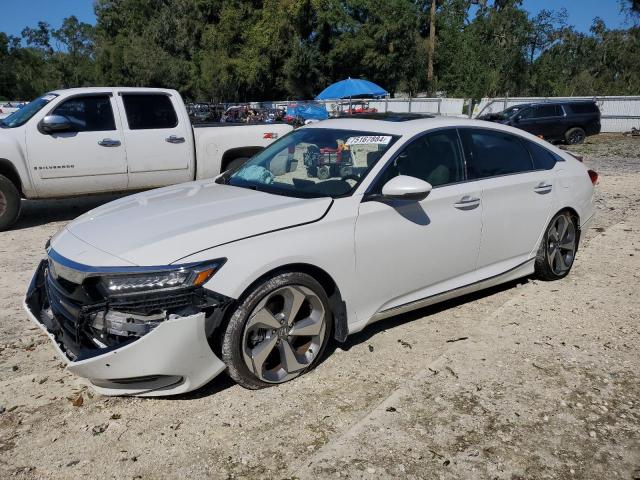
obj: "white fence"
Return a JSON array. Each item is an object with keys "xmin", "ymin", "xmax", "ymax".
[{"xmin": 267, "ymin": 95, "xmax": 640, "ymax": 132}]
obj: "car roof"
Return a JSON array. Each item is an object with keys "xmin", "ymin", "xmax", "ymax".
[
  {"xmin": 47, "ymin": 87, "xmax": 177, "ymax": 96},
  {"xmin": 303, "ymin": 115, "xmax": 526, "ymax": 137},
  {"xmin": 511, "ymin": 100, "xmax": 596, "ymax": 108}
]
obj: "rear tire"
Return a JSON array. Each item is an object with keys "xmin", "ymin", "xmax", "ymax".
[
  {"xmin": 565, "ymin": 127, "xmax": 586, "ymax": 145},
  {"xmin": 535, "ymin": 211, "xmax": 578, "ymax": 281},
  {"xmin": 224, "ymin": 157, "xmax": 250, "ymax": 172},
  {"xmin": 221, "ymin": 272, "xmax": 332, "ymax": 390},
  {"xmin": 0, "ymin": 175, "xmax": 21, "ymax": 231}
]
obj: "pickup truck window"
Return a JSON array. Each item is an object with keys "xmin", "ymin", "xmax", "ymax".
[
  {"xmin": 52, "ymin": 95, "xmax": 116, "ymax": 132},
  {"xmin": 0, "ymin": 94, "xmax": 58, "ymax": 128},
  {"xmin": 122, "ymin": 94, "xmax": 178, "ymax": 130}
]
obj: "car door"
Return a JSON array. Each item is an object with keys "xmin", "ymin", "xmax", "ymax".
[
  {"xmin": 116, "ymin": 92, "xmax": 193, "ymax": 189},
  {"xmin": 26, "ymin": 93, "xmax": 128, "ymax": 197},
  {"xmin": 459, "ymin": 128, "xmax": 555, "ymax": 277},
  {"xmin": 354, "ymin": 129, "xmax": 483, "ymax": 321},
  {"xmin": 531, "ymin": 104, "xmax": 564, "ymax": 140},
  {"xmin": 512, "ymin": 106, "xmax": 539, "ymax": 135}
]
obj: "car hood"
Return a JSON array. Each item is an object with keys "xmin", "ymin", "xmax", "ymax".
[{"xmin": 57, "ymin": 181, "xmax": 332, "ymax": 266}]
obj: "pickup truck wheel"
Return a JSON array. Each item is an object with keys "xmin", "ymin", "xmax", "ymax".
[
  {"xmin": 0, "ymin": 175, "xmax": 21, "ymax": 231},
  {"xmin": 565, "ymin": 127, "xmax": 586, "ymax": 145},
  {"xmin": 222, "ymin": 272, "xmax": 333, "ymax": 389},
  {"xmin": 224, "ymin": 157, "xmax": 249, "ymax": 172}
]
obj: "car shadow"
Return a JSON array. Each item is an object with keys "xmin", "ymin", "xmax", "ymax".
[
  {"xmin": 175, "ymin": 277, "xmax": 528, "ymax": 400},
  {"xmin": 168, "ymin": 375, "xmax": 236, "ymax": 401},
  {"xmin": 321, "ymin": 277, "xmax": 528, "ymax": 359},
  {"xmin": 12, "ymin": 194, "xmax": 127, "ymax": 230}
]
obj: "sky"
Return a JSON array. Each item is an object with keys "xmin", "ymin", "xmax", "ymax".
[{"xmin": 0, "ymin": 0, "xmax": 630, "ymax": 38}]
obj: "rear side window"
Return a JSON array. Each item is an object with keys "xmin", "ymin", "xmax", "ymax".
[
  {"xmin": 52, "ymin": 95, "xmax": 115, "ymax": 132},
  {"xmin": 461, "ymin": 129, "xmax": 533, "ymax": 179},
  {"xmin": 122, "ymin": 94, "xmax": 178, "ymax": 130},
  {"xmin": 534, "ymin": 104, "xmax": 561, "ymax": 118},
  {"xmin": 526, "ymin": 141, "xmax": 562, "ymax": 170},
  {"xmin": 566, "ymin": 103, "xmax": 598, "ymax": 114}
]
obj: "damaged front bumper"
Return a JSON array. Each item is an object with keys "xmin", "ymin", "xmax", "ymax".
[{"xmin": 24, "ymin": 259, "xmax": 233, "ymax": 397}]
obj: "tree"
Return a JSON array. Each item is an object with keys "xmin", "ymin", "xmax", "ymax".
[{"xmin": 1, "ymin": 0, "xmax": 638, "ymax": 101}]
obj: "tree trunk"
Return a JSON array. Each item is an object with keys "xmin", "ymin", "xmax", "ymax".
[{"xmin": 427, "ymin": 0, "xmax": 436, "ymax": 95}]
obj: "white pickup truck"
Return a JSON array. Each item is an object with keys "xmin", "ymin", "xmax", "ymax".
[{"xmin": 0, "ymin": 87, "xmax": 293, "ymax": 229}]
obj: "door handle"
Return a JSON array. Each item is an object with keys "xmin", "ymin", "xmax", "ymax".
[
  {"xmin": 98, "ymin": 138, "xmax": 121, "ymax": 147},
  {"xmin": 534, "ymin": 182, "xmax": 553, "ymax": 194},
  {"xmin": 166, "ymin": 135, "xmax": 185, "ymax": 144},
  {"xmin": 453, "ymin": 195, "xmax": 480, "ymax": 210}
]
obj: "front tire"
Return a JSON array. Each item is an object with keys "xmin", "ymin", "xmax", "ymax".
[
  {"xmin": 535, "ymin": 211, "xmax": 578, "ymax": 281},
  {"xmin": 221, "ymin": 272, "xmax": 332, "ymax": 389},
  {"xmin": 0, "ymin": 175, "xmax": 21, "ymax": 231}
]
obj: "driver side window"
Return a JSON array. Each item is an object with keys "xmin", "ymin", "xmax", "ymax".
[
  {"xmin": 51, "ymin": 95, "xmax": 116, "ymax": 132},
  {"xmin": 373, "ymin": 129, "xmax": 464, "ymax": 193}
]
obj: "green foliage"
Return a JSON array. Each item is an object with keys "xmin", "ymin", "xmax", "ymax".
[{"xmin": 1, "ymin": 0, "xmax": 638, "ymax": 101}]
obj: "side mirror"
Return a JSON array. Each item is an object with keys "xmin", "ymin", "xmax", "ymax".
[
  {"xmin": 40, "ymin": 114, "xmax": 72, "ymax": 133},
  {"xmin": 381, "ymin": 175, "xmax": 432, "ymax": 201}
]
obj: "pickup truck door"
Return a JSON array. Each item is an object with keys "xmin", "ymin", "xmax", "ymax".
[
  {"xmin": 115, "ymin": 92, "xmax": 193, "ymax": 189},
  {"xmin": 26, "ymin": 93, "xmax": 128, "ymax": 197}
]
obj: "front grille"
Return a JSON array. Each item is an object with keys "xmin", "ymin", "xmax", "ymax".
[
  {"xmin": 40, "ymin": 258, "xmax": 227, "ymax": 359},
  {"xmin": 44, "ymin": 266, "xmax": 107, "ymax": 358},
  {"xmin": 109, "ymin": 288, "xmax": 199, "ymax": 314}
]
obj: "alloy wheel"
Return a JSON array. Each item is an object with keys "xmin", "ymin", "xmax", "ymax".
[
  {"xmin": 568, "ymin": 130, "xmax": 585, "ymax": 144},
  {"xmin": 242, "ymin": 285, "xmax": 327, "ymax": 383},
  {"xmin": 547, "ymin": 214, "xmax": 577, "ymax": 275}
]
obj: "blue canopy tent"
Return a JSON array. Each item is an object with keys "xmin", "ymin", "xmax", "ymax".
[
  {"xmin": 315, "ymin": 78, "xmax": 388, "ymax": 116},
  {"xmin": 315, "ymin": 78, "xmax": 388, "ymax": 100},
  {"xmin": 286, "ymin": 103, "xmax": 329, "ymax": 121}
]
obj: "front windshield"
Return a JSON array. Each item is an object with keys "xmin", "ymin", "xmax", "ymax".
[
  {"xmin": 226, "ymin": 128, "xmax": 399, "ymax": 198},
  {"xmin": 1, "ymin": 93, "xmax": 58, "ymax": 128}
]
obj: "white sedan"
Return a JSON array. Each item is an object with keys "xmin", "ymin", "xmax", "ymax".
[{"xmin": 25, "ymin": 114, "xmax": 597, "ymax": 396}]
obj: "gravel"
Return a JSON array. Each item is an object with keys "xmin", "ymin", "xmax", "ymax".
[{"xmin": 0, "ymin": 134, "xmax": 638, "ymax": 479}]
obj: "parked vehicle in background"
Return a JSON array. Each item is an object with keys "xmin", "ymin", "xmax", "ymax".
[
  {"xmin": 478, "ymin": 100, "xmax": 601, "ymax": 145},
  {"xmin": 25, "ymin": 114, "xmax": 597, "ymax": 396},
  {"xmin": 333, "ymin": 99, "xmax": 378, "ymax": 116},
  {"xmin": 0, "ymin": 88, "xmax": 292, "ymax": 230},
  {"xmin": 187, "ymin": 102, "xmax": 226, "ymax": 123}
]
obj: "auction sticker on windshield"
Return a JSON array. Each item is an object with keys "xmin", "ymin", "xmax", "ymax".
[{"xmin": 346, "ymin": 135, "xmax": 392, "ymax": 145}]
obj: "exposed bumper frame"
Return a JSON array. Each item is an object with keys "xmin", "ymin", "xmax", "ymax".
[{"xmin": 24, "ymin": 260, "xmax": 231, "ymax": 397}]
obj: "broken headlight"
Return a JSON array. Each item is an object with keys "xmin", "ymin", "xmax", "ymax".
[{"xmin": 99, "ymin": 259, "xmax": 226, "ymax": 295}]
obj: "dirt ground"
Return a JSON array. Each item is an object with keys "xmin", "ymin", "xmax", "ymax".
[{"xmin": 1, "ymin": 134, "xmax": 639, "ymax": 479}]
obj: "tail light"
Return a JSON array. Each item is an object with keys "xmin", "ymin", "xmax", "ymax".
[
  {"xmin": 588, "ymin": 170, "xmax": 598, "ymax": 185},
  {"xmin": 263, "ymin": 132, "xmax": 278, "ymax": 139}
]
